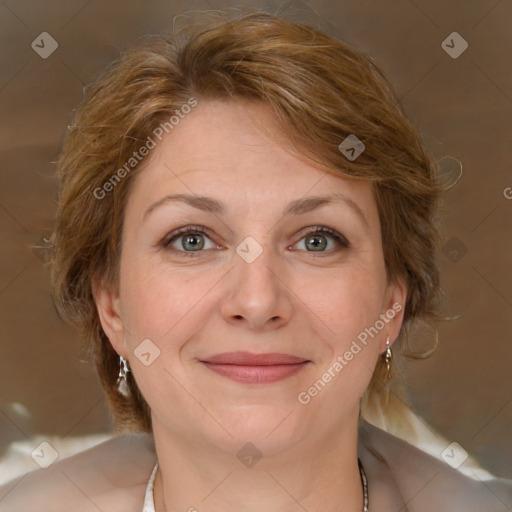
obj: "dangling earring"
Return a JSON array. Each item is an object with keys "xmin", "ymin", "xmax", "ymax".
[
  {"xmin": 117, "ymin": 355, "xmax": 130, "ymax": 397},
  {"xmin": 383, "ymin": 336, "xmax": 393, "ymax": 382}
]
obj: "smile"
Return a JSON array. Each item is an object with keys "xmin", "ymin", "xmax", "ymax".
[{"xmin": 200, "ymin": 352, "xmax": 311, "ymax": 384}]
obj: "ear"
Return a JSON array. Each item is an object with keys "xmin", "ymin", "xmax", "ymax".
[
  {"xmin": 91, "ymin": 277, "xmax": 127, "ymax": 355},
  {"xmin": 380, "ymin": 275, "xmax": 408, "ymax": 352}
]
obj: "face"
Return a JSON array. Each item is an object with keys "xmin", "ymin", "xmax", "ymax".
[{"xmin": 95, "ymin": 99, "xmax": 406, "ymax": 455}]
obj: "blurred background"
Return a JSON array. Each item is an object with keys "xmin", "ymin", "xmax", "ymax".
[{"xmin": 0, "ymin": 0, "xmax": 511, "ymax": 481}]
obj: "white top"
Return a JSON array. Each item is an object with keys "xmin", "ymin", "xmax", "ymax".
[
  {"xmin": 137, "ymin": 422, "xmax": 512, "ymax": 512},
  {"xmin": 142, "ymin": 463, "xmax": 158, "ymax": 512},
  {"xmin": 1, "ymin": 421, "xmax": 511, "ymax": 511}
]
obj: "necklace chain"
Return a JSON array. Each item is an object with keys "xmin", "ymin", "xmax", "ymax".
[
  {"xmin": 358, "ymin": 458, "xmax": 369, "ymax": 512},
  {"xmin": 154, "ymin": 460, "xmax": 369, "ymax": 512}
]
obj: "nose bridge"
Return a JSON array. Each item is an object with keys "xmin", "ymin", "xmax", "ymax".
[
  {"xmin": 234, "ymin": 233, "xmax": 281, "ymax": 297},
  {"xmin": 221, "ymin": 233, "xmax": 293, "ymax": 329}
]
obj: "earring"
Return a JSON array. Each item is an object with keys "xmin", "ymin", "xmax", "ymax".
[
  {"xmin": 384, "ymin": 336, "xmax": 393, "ymax": 382},
  {"xmin": 117, "ymin": 355, "xmax": 131, "ymax": 397}
]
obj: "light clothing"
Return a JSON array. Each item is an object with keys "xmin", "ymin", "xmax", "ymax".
[
  {"xmin": 2, "ymin": 420, "xmax": 509, "ymax": 511},
  {"xmin": 142, "ymin": 464, "xmax": 158, "ymax": 512},
  {"xmin": 140, "ymin": 420, "xmax": 512, "ymax": 512}
]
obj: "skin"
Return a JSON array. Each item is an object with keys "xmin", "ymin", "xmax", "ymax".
[{"xmin": 93, "ymin": 99, "xmax": 407, "ymax": 512}]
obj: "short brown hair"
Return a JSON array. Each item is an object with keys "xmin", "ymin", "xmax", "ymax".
[{"xmin": 48, "ymin": 11, "xmax": 445, "ymax": 432}]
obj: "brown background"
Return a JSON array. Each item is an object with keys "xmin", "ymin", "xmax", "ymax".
[{"xmin": 0, "ymin": 0, "xmax": 510, "ymax": 478}]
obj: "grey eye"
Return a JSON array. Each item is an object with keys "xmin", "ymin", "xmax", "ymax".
[
  {"xmin": 304, "ymin": 234, "xmax": 329, "ymax": 251},
  {"xmin": 179, "ymin": 233, "xmax": 205, "ymax": 251}
]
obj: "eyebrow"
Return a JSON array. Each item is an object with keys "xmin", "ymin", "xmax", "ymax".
[{"xmin": 143, "ymin": 192, "xmax": 369, "ymax": 230}]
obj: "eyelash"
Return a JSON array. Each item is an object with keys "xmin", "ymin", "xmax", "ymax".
[{"xmin": 160, "ymin": 225, "xmax": 349, "ymax": 258}]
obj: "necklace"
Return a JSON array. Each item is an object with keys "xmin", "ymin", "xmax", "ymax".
[
  {"xmin": 358, "ymin": 458, "xmax": 369, "ymax": 512},
  {"xmin": 151, "ymin": 460, "xmax": 369, "ymax": 512}
]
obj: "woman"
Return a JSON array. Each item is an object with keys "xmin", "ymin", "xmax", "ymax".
[{"xmin": 1, "ymin": 11, "xmax": 510, "ymax": 512}]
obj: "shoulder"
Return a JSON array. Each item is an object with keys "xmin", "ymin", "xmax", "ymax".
[
  {"xmin": 0, "ymin": 433, "xmax": 157, "ymax": 512},
  {"xmin": 359, "ymin": 420, "xmax": 512, "ymax": 512}
]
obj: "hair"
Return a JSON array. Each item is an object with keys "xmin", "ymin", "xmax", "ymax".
[{"xmin": 47, "ymin": 10, "xmax": 446, "ymax": 433}]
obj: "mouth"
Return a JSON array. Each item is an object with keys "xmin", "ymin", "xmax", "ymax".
[{"xmin": 199, "ymin": 351, "xmax": 311, "ymax": 384}]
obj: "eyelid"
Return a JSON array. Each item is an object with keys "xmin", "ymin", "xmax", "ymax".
[
  {"xmin": 291, "ymin": 225, "xmax": 350, "ymax": 251},
  {"xmin": 161, "ymin": 225, "xmax": 217, "ymax": 248}
]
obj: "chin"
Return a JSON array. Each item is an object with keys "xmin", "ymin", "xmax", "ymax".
[{"xmin": 208, "ymin": 404, "xmax": 306, "ymax": 454}]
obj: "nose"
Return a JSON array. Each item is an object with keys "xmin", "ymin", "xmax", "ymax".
[{"xmin": 220, "ymin": 243, "xmax": 294, "ymax": 331}]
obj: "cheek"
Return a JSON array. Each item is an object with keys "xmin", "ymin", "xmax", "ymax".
[
  {"xmin": 117, "ymin": 259, "xmax": 211, "ymax": 412},
  {"xmin": 118, "ymin": 255, "xmax": 218, "ymax": 346},
  {"xmin": 294, "ymin": 261, "xmax": 386, "ymax": 345},
  {"xmin": 301, "ymin": 269, "xmax": 385, "ymax": 404}
]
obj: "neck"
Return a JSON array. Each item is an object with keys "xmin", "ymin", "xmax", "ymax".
[{"xmin": 152, "ymin": 414, "xmax": 364, "ymax": 512}]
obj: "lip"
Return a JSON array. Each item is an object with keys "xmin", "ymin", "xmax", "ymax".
[{"xmin": 200, "ymin": 351, "xmax": 310, "ymax": 384}]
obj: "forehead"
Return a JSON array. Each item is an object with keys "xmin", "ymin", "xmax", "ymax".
[{"xmin": 125, "ymin": 100, "xmax": 378, "ymax": 227}]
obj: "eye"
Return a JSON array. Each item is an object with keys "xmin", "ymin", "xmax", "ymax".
[
  {"xmin": 161, "ymin": 225, "xmax": 219, "ymax": 257},
  {"xmin": 292, "ymin": 226, "xmax": 349, "ymax": 253},
  {"xmin": 160, "ymin": 224, "xmax": 349, "ymax": 258}
]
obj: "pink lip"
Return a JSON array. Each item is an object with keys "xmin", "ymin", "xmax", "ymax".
[{"xmin": 200, "ymin": 351, "xmax": 310, "ymax": 384}]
